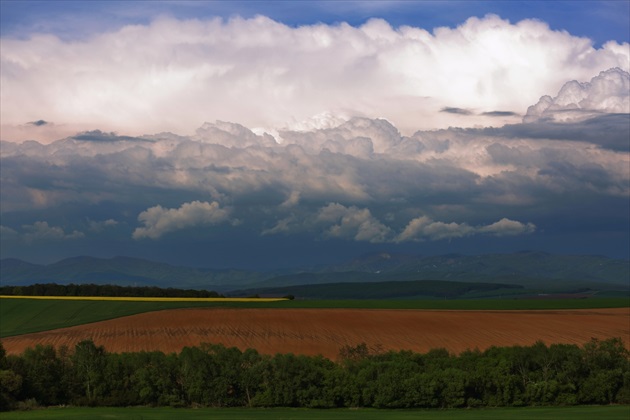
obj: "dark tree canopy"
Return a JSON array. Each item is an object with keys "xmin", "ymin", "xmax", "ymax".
[{"xmin": 0, "ymin": 338, "xmax": 628, "ymax": 411}]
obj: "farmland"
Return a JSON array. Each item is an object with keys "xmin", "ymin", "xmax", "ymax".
[
  {"xmin": 1, "ymin": 302, "xmax": 628, "ymax": 359},
  {"xmin": 0, "ymin": 297, "xmax": 290, "ymax": 337},
  {"xmin": 1, "ymin": 296, "xmax": 629, "ymax": 411},
  {"xmin": 1, "ymin": 296, "xmax": 628, "ymax": 339}
]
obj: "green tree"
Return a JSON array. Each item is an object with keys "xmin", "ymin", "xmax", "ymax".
[
  {"xmin": 579, "ymin": 338, "xmax": 629, "ymax": 404},
  {"xmin": 0, "ymin": 342, "xmax": 23, "ymax": 411},
  {"xmin": 19, "ymin": 344, "xmax": 64, "ymax": 405},
  {"xmin": 72, "ymin": 340, "xmax": 106, "ymax": 404},
  {"xmin": 129, "ymin": 351, "xmax": 181, "ymax": 406}
]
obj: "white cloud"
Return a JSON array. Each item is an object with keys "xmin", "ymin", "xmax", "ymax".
[
  {"xmin": 262, "ymin": 204, "xmax": 537, "ymax": 244},
  {"xmin": 0, "ymin": 66, "xmax": 626, "ymax": 255},
  {"xmin": 524, "ymin": 67, "xmax": 630, "ymax": 122},
  {"xmin": 396, "ymin": 216, "xmax": 535, "ymax": 242},
  {"xmin": 2, "ymin": 15, "xmax": 628, "ymax": 142},
  {"xmin": 133, "ymin": 200, "xmax": 231, "ymax": 239},
  {"xmin": 478, "ymin": 218, "xmax": 536, "ymax": 236},
  {"xmin": 396, "ymin": 216, "xmax": 474, "ymax": 242},
  {"xmin": 0, "ymin": 225, "xmax": 18, "ymax": 237},
  {"xmin": 21, "ymin": 221, "xmax": 84, "ymax": 242},
  {"xmin": 317, "ymin": 203, "xmax": 392, "ymax": 243},
  {"xmin": 280, "ymin": 191, "xmax": 301, "ymax": 208},
  {"xmin": 88, "ymin": 218, "xmax": 119, "ymax": 232}
]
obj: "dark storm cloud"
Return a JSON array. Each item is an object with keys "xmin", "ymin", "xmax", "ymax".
[
  {"xmin": 27, "ymin": 119, "xmax": 49, "ymax": 126},
  {"xmin": 471, "ymin": 113, "xmax": 630, "ymax": 151},
  {"xmin": 440, "ymin": 109, "xmax": 520, "ymax": 118},
  {"xmin": 482, "ymin": 111, "xmax": 519, "ymax": 117},
  {"xmin": 440, "ymin": 107, "xmax": 473, "ymax": 115},
  {"xmin": 1, "ymin": 112, "xmax": 628, "ymax": 265},
  {"xmin": 72, "ymin": 130, "xmax": 148, "ymax": 142}
]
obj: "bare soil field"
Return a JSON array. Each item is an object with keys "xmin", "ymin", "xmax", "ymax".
[{"xmin": 2, "ymin": 308, "xmax": 628, "ymax": 359}]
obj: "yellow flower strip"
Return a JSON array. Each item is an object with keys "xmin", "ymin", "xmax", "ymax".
[{"xmin": 0, "ymin": 295, "xmax": 287, "ymax": 302}]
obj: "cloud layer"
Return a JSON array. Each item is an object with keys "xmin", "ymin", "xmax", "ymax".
[
  {"xmin": 1, "ymin": 11, "xmax": 628, "ymax": 266},
  {"xmin": 1, "ymin": 68, "xmax": 628, "ymax": 267},
  {"xmin": 2, "ymin": 14, "xmax": 628, "ymax": 142}
]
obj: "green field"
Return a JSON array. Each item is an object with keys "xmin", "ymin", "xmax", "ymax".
[
  {"xmin": 1, "ymin": 406, "xmax": 629, "ymax": 420},
  {"xmin": 1, "ymin": 296, "xmax": 628, "ymax": 338}
]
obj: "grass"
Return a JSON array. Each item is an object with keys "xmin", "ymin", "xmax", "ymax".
[
  {"xmin": 1, "ymin": 406, "xmax": 629, "ymax": 420},
  {"xmin": 0, "ymin": 295, "xmax": 288, "ymax": 302},
  {"xmin": 0, "ymin": 298, "xmax": 282, "ymax": 338},
  {"xmin": 1, "ymin": 296, "xmax": 628, "ymax": 338}
]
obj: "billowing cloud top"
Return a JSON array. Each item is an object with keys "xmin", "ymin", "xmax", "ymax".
[
  {"xmin": 525, "ymin": 67, "xmax": 630, "ymax": 122},
  {"xmin": 1, "ymin": 14, "xmax": 629, "ymax": 142},
  {"xmin": 2, "ymin": 68, "xmax": 629, "ymax": 265},
  {"xmin": 1, "ymin": 12, "xmax": 629, "ymax": 267}
]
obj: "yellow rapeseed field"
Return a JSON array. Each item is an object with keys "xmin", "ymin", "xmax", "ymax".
[{"xmin": 0, "ymin": 295, "xmax": 287, "ymax": 302}]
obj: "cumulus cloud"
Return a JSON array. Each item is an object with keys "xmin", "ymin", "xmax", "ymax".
[
  {"xmin": 524, "ymin": 67, "xmax": 630, "ymax": 123},
  {"xmin": 317, "ymin": 203, "xmax": 392, "ymax": 243},
  {"xmin": 263, "ymin": 203, "xmax": 536, "ymax": 244},
  {"xmin": 88, "ymin": 218, "xmax": 119, "ymax": 232},
  {"xmin": 0, "ymin": 225, "xmax": 18, "ymax": 237},
  {"xmin": 479, "ymin": 218, "xmax": 537, "ymax": 236},
  {"xmin": 2, "ymin": 14, "xmax": 628, "ymax": 142},
  {"xmin": 21, "ymin": 221, "xmax": 84, "ymax": 242},
  {"xmin": 0, "ymin": 65, "xmax": 627, "ymax": 263},
  {"xmin": 396, "ymin": 216, "xmax": 535, "ymax": 242},
  {"xmin": 133, "ymin": 201, "xmax": 231, "ymax": 239}
]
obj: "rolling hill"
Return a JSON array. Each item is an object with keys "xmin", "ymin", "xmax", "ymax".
[
  {"xmin": 1, "ymin": 251, "xmax": 628, "ymax": 295},
  {"xmin": 229, "ymin": 279, "xmax": 525, "ymax": 299}
]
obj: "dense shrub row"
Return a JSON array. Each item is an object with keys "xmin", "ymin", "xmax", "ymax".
[
  {"xmin": 0, "ymin": 283, "xmax": 222, "ymax": 298},
  {"xmin": 1, "ymin": 338, "xmax": 628, "ymax": 410}
]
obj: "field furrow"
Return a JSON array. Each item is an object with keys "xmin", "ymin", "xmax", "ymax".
[{"xmin": 1, "ymin": 307, "xmax": 628, "ymax": 359}]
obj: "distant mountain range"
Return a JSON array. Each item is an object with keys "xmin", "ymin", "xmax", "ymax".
[
  {"xmin": 1, "ymin": 252, "xmax": 628, "ymax": 298},
  {"xmin": 0, "ymin": 256, "xmax": 266, "ymax": 291},
  {"xmin": 325, "ymin": 251, "xmax": 630, "ymax": 284}
]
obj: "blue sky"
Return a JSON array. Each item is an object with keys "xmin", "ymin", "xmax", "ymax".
[
  {"xmin": 2, "ymin": 1, "xmax": 629, "ymax": 47},
  {"xmin": 1, "ymin": 1, "xmax": 629, "ymax": 268}
]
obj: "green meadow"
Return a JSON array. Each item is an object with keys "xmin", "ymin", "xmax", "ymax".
[
  {"xmin": 1, "ymin": 296, "xmax": 628, "ymax": 338},
  {"xmin": 1, "ymin": 406, "xmax": 629, "ymax": 420}
]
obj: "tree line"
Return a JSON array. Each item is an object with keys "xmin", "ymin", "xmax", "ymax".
[
  {"xmin": 1, "ymin": 338, "xmax": 628, "ymax": 410},
  {"xmin": 0, "ymin": 283, "xmax": 222, "ymax": 298}
]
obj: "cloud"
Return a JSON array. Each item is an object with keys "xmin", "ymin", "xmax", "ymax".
[
  {"xmin": 482, "ymin": 111, "xmax": 518, "ymax": 117},
  {"xmin": 263, "ymin": 203, "xmax": 536, "ymax": 245},
  {"xmin": 28, "ymin": 120, "xmax": 49, "ymax": 126},
  {"xmin": 317, "ymin": 203, "xmax": 392, "ymax": 243},
  {"xmin": 478, "ymin": 113, "xmax": 630, "ymax": 151},
  {"xmin": 0, "ymin": 225, "xmax": 18, "ymax": 237},
  {"xmin": 396, "ymin": 216, "xmax": 535, "ymax": 242},
  {"xmin": 478, "ymin": 218, "xmax": 537, "ymax": 236},
  {"xmin": 88, "ymin": 218, "xmax": 119, "ymax": 232},
  {"xmin": 2, "ymin": 14, "xmax": 628, "ymax": 142},
  {"xmin": 524, "ymin": 67, "xmax": 630, "ymax": 123},
  {"xmin": 133, "ymin": 200, "xmax": 231, "ymax": 239},
  {"xmin": 21, "ymin": 221, "xmax": 84, "ymax": 242},
  {"xmin": 440, "ymin": 107, "xmax": 473, "ymax": 115},
  {"xmin": 0, "ymin": 66, "xmax": 627, "ymax": 264},
  {"xmin": 72, "ymin": 130, "xmax": 146, "ymax": 142}
]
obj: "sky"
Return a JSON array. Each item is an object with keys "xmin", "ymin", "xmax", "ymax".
[{"xmin": 0, "ymin": 1, "xmax": 629, "ymax": 269}]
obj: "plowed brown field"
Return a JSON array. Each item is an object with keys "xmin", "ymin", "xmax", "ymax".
[{"xmin": 2, "ymin": 308, "xmax": 628, "ymax": 359}]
